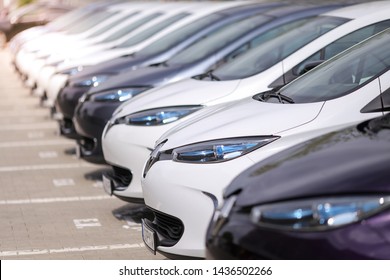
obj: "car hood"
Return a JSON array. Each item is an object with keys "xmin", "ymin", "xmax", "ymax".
[
  {"xmin": 159, "ymin": 97, "xmax": 324, "ymax": 150},
  {"xmin": 114, "ymin": 78, "xmax": 242, "ymax": 117},
  {"xmin": 88, "ymin": 64, "xmax": 186, "ymax": 93},
  {"xmin": 70, "ymin": 54, "xmax": 156, "ymax": 80},
  {"xmin": 225, "ymin": 114, "xmax": 390, "ymax": 208}
]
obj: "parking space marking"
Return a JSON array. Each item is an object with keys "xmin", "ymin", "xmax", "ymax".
[
  {"xmin": 0, "ymin": 139, "xmax": 71, "ymax": 148},
  {"xmin": 0, "ymin": 195, "xmax": 113, "ymax": 205},
  {"xmin": 0, "ymin": 122, "xmax": 56, "ymax": 131},
  {"xmin": 74, "ymin": 218, "xmax": 102, "ymax": 229},
  {"xmin": 39, "ymin": 151, "xmax": 58, "ymax": 158},
  {"xmin": 53, "ymin": 178, "xmax": 75, "ymax": 187},
  {"xmin": 124, "ymin": 218, "xmax": 142, "ymax": 232},
  {"xmin": 0, "ymin": 162, "xmax": 95, "ymax": 172},
  {"xmin": 27, "ymin": 132, "xmax": 45, "ymax": 139},
  {"xmin": 92, "ymin": 181, "xmax": 103, "ymax": 188},
  {"xmin": 0, "ymin": 243, "xmax": 145, "ymax": 257}
]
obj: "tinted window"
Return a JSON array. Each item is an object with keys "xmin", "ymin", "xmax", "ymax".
[
  {"xmin": 167, "ymin": 14, "xmax": 271, "ymax": 65},
  {"xmin": 136, "ymin": 13, "xmax": 223, "ymax": 56},
  {"xmin": 86, "ymin": 12, "xmax": 139, "ymax": 39},
  {"xmin": 279, "ymin": 30, "xmax": 390, "ymax": 103},
  {"xmin": 65, "ymin": 10, "xmax": 118, "ymax": 34},
  {"xmin": 114, "ymin": 12, "xmax": 189, "ymax": 46},
  {"xmin": 293, "ymin": 20, "xmax": 390, "ymax": 77},
  {"xmin": 105, "ymin": 12, "xmax": 165, "ymax": 44},
  {"xmin": 212, "ymin": 16, "xmax": 347, "ymax": 80}
]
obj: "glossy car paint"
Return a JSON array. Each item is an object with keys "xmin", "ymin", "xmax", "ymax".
[
  {"xmin": 140, "ymin": 27, "xmax": 390, "ymax": 259},
  {"xmin": 101, "ymin": 1, "xmax": 390, "ymax": 203},
  {"xmin": 206, "ymin": 114, "xmax": 390, "ymax": 259}
]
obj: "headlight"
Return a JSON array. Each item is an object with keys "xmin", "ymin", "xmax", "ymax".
[
  {"xmin": 73, "ymin": 74, "xmax": 112, "ymax": 88},
  {"xmin": 115, "ymin": 106, "xmax": 203, "ymax": 126},
  {"xmin": 85, "ymin": 87, "xmax": 150, "ymax": 103},
  {"xmin": 172, "ymin": 136, "xmax": 279, "ymax": 163},
  {"xmin": 250, "ymin": 196, "xmax": 390, "ymax": 231},
  {"xmin": 57, "ymin": 66, "xmax": 84, "ymax": 75}
]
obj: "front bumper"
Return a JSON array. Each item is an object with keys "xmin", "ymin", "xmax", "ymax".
[
  {"xmin": 206, "ymin": 208, "xmax": 390, "ymax": 259},
  {"xmin": 55, "ymin": 85, "xmax": 90, "ymax": 139},
  {"xmin": 141, "ymin": 156, "xmax": 254, "ymax": 259},
  {"xmin": 73, "ymin": 100, "xmax": 120, "ymax": 164},
  {"xmin": 102, "ymin": 123, "xmax": 168, "ymax": 202},
  {"xmin": 34, "ymin": 65, "xmax": 57, "ymax": 100}
]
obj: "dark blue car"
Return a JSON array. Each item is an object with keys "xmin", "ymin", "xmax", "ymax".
[{"xmin": 206, "ymin": 112, "xmax": 390, "ymax": 260}]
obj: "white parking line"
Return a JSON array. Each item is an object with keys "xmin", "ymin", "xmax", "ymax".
[
  {"xmin": 0, "ymin": 195, "xmax": 113, "ymax": 205},
  {"xmin": 27, "ymin": 132, "xmax": 45, "ymax": 139},
  {"xmin": 0, "ymin": 243, "xmax": 145, "ymax": 257},
  {"xmin": 39, "ymin": 151, "xmax": 58, "ymax": 158},
  {"xmin": 0, "ymin": 122, "xmax": 56, "ymax": 131},
  {"xmin": 0, "ymin": 139, "xmax": 71, "ymax": 148},
  {"xmin": 52, "ymin": 178, "xmax": 75, "ymax": 187},
  {"xmin": 0, "ymin": 162, "xmax": 95, "ymax": 172},
  {"xmin": 74, "ymin": 218, "xmax": 101, "ymax": 229}
]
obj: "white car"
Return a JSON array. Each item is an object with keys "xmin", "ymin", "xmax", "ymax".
[
  {"xmin": 24, "ymin": 2, "xmax": 175, "ymax": 89},
  {"xmin": 8, "ymin": 1, "xmax": 111, "ymax": 58},
  {"xmin": 21, "ymin": 1, "xmax": 194, "ymax": 94},
  {"xmin": 14, "ymin": 1, "xmax": 144, "ymax": 78},
  {"xmin": 139, "ymin": 27, "xmax": 390, "ymax": 259},
  {"xmin": 32, "ymin": 1, "xmax": 249, "ymax": 107},
  {"xmin": 102, "ymin": 1, "xmax": 390, "ymax": 203}
]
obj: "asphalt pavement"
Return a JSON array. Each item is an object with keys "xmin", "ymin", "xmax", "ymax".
[{"xmin": 0, "ymin": 48, "xmax": 164, "ymax": 260}]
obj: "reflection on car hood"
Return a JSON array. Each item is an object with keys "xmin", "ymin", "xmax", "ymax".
[
  {"xmin": 70, "ymin": 54, "xmax": 158, "ymax": 80},
  {"xmin": 225, "ymin": 114, "xmax": 390, "ymax": 208},
  {"xmin": 160, "ymin": 97, "xmax": 324, "ymax": 150},
  {"xmin": 115, "ymin": 78, "xmax": 241, "ymax": 117},
  {"xmin": 88, "ymin": 64, "xmax": 185, "ymax": 93}
]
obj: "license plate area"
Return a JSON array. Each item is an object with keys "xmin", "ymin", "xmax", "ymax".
[
  {"xmin": 142, "ymin": 219, "xmax": 157, "ymax": 254},
  {"xmin": 102, "ymin": 174, "xmax": 113, "ymax": 196},
  {"xmin": 75, "ymin": 144, "xmax": 81, "ymax": 159}
]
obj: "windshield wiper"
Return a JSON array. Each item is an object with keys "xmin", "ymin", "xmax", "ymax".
[
  {"xmin": 255, "ymin": 91, "xmax": 294, "ymax": 104},
  {"xmin": 195, "ymin": 70, "xmax": 220, "ymax": 81}
]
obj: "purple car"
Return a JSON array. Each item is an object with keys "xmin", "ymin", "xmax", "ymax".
[{"xmin": 206, "ymin": 112, "xmax": 390, "ymax": 259}]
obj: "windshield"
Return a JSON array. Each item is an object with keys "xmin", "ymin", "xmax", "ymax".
[
  {"xmin": 86, "ymin": 12, "xmax": 139, "ymax": 39},
  {"xmin": 278, "ymin": 29, "xmax": 390, "ymax": 103},
  {"xmin": 213, "ymin": 16, "xmax": 347, "ymax": 80},
  {"xmin": 114, "ymin": 12, "xmax": 189, "ymax": 47},
  {"xmin": 48, "ymin": 7, "xmax": 91, "ymax": 30},
  {"xmin": 136, "ymin": 13, "xmax": 223, "ymax": 57},
  {"xmin": 65, "ymin": 10, "xmax": 119, "ymax": 35},
  {"xmin": 167, "ymin": 14, "xmax": 272, "ymax": 65}
]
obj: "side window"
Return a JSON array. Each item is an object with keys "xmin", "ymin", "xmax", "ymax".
[
  {"xmin": 270, "ymin": 20, "xmax": 390, "ymax": 88},
  {"xmin": 216, "ymin": 18, "xmax": 313, "ymax": 71}
]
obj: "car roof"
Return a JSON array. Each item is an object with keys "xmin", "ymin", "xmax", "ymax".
[{"xmin": 324, "ymin": 0, "xmax": 390, "ymax": 19}]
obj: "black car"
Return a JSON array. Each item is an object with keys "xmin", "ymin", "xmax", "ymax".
[
  {"xmin": 67, "ymin": 4, "xmax": 344, "ymax": 164},
  {"xmin": 206, "ymin": 111, "xmax": 390, "ymax": 260}
]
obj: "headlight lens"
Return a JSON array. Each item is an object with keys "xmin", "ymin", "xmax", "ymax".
[
  {"xmin": 173, "ymin": 136, "xmax": 279, "ymax": 163},
  {"xmin": 57, "ymin": 66, "xmax": 84, "ymax": 75},
  {"xmin": 73, "ymin": 74, "xmax": 112, "ymax": 88},
  {"xmin": 250, "ymin": 196, "xmax": 390, "ymax": 231},
  {"xmin": 86, "ymin": 87, "xmax": 150, "ymax": 103},
  {"xmin": 115, "ymin": 106, "xmax": 203, "ymax": 126}
]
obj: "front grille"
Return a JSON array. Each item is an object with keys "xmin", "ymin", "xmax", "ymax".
[
  {"xmin": 154, "ymin": 211, "xmax": 184, "ymax": 242},
  {"xmin": 112, "ymin": 165, "xmax": 132, "ymax": 186}
]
